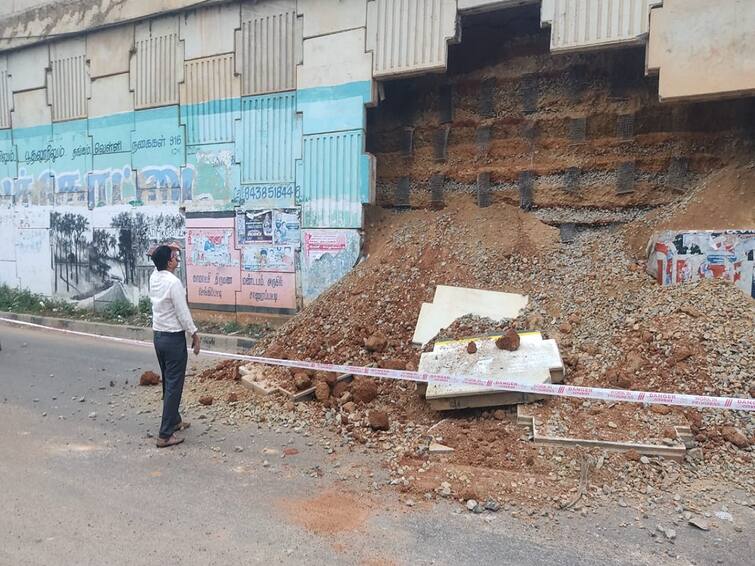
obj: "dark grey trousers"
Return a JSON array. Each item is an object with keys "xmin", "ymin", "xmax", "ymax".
[{"xmin": 153, "ymin": 331, "xmax": 188, "ymax": 439}]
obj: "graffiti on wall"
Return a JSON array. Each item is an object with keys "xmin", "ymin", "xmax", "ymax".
[
  {"xmin": 649, "ymin": 230, "xmax": 755, "ymax": 298},
  {"xmin": 301, "ymin": 229, "xmax": 361, "ymax": 303}
]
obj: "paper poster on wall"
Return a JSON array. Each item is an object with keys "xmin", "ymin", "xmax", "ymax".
[
  {"xmin": 241, "ymin": 244, "xmax": 295, "ymax": 273},
  {"xmin": 236, "ymin": 209, "xmax": 273, "ymax": 244},
  {"xmin": 649, "ymin": 230, "xmax": 755, "ymax": 298},
  {"xmin": 186, "ymin": 225, "xmax": 240, "ymax": 307},
  {"xmin": 238, "ymin": 271, "xmax": 297, "ymax": 310},
  {"xmin": 301, "ymin": 229, "xmax": 361, "ymax": 303},
  {"xmin": 273, "ymin": 209, "xmax": 300, "ymax": 246}
]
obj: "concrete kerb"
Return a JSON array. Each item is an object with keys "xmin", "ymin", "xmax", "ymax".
[{"xmin": 0, "ymin": 311, "xmax": 257, "ymax": 355}]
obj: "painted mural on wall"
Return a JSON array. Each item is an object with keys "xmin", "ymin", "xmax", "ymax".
[
  {"xmin": 648, "ymin": 230, "xmax": 755, "ymax": 298},
  {"xmin": 301, "ymin": 229, "xmax": 361, "ymax": 303},
  {"xmin": 0, "ymin": 4, "xmax": 377, "ymax": 313}
]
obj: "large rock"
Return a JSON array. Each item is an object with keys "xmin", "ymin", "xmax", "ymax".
[
  {"xmin": 294, "ymin": 372, "xmax": 312, "ymax": 391},
  {"xmin": 139, "ymin": 371, "xmax": 160, "ymax": 386},
  {"xmin": 368, "ymin": 410, "xmax": 390, "ymax": 431},
  {"xmin": 352, "ymin": 378, "xmax": 378, "ymax": 404},
  {"xmin": 364, "ymin": 333, "xmax": 388, "ymax": 353},
  {"xmin": 495, "ymin": 327, "xmax": 520, "ymax": 351},
  {"xmin": 314, "ymin": 381, "xmax": 330, "ymax": 402},
  {"xmin": 722, "ymin": 426, "xmax": 750, "ymax": 448}
]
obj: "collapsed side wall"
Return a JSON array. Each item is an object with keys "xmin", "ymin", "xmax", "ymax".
[{"xmin": 367, "ymin": 6, "xmax": 755, "ymax": 211}]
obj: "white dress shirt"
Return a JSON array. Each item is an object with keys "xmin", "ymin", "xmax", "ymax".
[{"xmin": 149, "ymin": 270, "xmax": 198, "ymax": 335}]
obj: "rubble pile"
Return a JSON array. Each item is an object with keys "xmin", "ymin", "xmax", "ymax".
[{"xmin": 193, "ymin": 168, "xmax": 753, "ymax": 513}]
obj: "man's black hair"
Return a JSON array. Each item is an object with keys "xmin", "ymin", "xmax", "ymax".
[{"xmin": 151, "ymin": 245, "xmax": 173, "ymax": 271}]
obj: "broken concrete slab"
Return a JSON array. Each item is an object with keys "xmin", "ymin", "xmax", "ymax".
[
  {"xmin": 412, "ymin": 286, "xmax": 529, "ymax": 345},
  {"xmin": 239, "ymin": 365, "xmax": 281, "ymax": 396},
  {"xmin": 429, "ymin": 442, "xmax": 455, "ymax": 454},
  {"xmin": 517, "ymin": 407, "xmax": 688, "ymax": 463},
  {"xmin": 422, "ymin": 332, "xmax": 564, "ymax": 410}
]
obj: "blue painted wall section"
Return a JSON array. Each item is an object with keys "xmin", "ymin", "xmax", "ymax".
[{"xmin": 1, "ymin": 65, "xmax": 374, "ymax": 311}]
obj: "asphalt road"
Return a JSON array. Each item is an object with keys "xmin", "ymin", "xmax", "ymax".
[{"xmin": 0, "ymin": 322, "xmax": 751, "ymax": 566}]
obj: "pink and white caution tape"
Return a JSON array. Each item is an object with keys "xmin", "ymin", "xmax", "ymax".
[{"xmin": 2, "ymin": 316, "xmax": 753, "ymax": 412}]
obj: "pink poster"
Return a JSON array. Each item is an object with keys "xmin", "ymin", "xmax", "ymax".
[
  {"xmin": 238, "ymin": 271, "xmax": 296, "ymax": 310},
  {"xmin": 185, "ymin": 227, "xmax": 240, "ymax": 307}
]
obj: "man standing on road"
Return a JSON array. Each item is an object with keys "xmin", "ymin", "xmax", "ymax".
[{"xmin": 149, "ymin": 244, "xmax": 200, "ymax": 448}]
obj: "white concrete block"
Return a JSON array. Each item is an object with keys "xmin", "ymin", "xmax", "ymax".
[
  {"xmin": 11, "ymin": 88, "xmax": 50, "ymax": 128},
  {"xmin": 298, "ymin": 0, "xmax": 368, "ymax": 38},
  {"xmin": 412, "ymin": 286, "xmax": 529, "ymax": 345},
  {"xmin": 298, "ymin": 28, "xmax": 373, "ymax": 89},
  {"xmin": 7, "ymin": 43, "xmax": 48, "ymax": 91},
  {"xmin": 181, "ymin": 3, "xmax": 240, "ymax": 59},
  {"xmin": 422, "ymin": 332, "xmax": 562, "ymax": 399},
  {"xmin": 87, "ymin": 24, "xmax": 134, "ymax": 78},
  {"xmin": 647, "ymin": 0, "xmax": 755, "ymax": 101},
  {"xmin": 89, "ymin": 73, "xmax": 134, "ymax": 118}
]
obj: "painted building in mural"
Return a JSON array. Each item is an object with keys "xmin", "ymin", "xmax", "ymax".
[{"xmin": 0, "ymin": 0, "xmax": 752, "ymax": 315}]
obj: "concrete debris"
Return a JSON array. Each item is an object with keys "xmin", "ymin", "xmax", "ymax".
[
  {"xmin": 688, "ymin": 517, "xmax": 710, "ymax": 531},
  {"xmin": 428, "ymin": 442, "xmax": 455, "ymax": 454}
]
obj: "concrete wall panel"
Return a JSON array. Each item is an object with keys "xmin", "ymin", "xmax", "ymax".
[
  {"xmin": 300, "ymin": 129, "xmax": 372, "ymax": 228},
  {"xmin": 49, "ymin": 37, "xmax": 89, "ymax": 122},
  {"xmin": 298, "ymin": 28, "xmax": 373, "ymax": 90},
  {"xmin": 7, "ymin": 43, "xmax": 48, "ymax": 91},
  {"xmin": 0, "ymin": 56, "xmax": 11, "ymax": 129},
  {"xmin": 11, "ymin": 88, "xmax": 50, "ymax": 128},
  {"xmin": 541, "ymin": 0, "xmax": 661, "ymax": 52},
  {"xmin": 181, "ymin": 54, "xmax": 239, "ymax": 145},
  {"xmin": 239, "ymin": 91, "xmax": 300, "ymax": 184},
  {"xmin": 238, "ymin": 0, "xmax": 301, "ymax": 95},
  {"xmin": 132, "ymin": 15, "xmax": 183, "ymax": 109},
  {"xmin": 366, "ymin": 0, "xmax": 458, "ymax": 77},
  {"xmin": 298, "ymin": 0, "xmax": 368, "ymax": 39},
  {"xmin": 87, "ymin": 24, "xmax": 134, "ymax": 78},
  {"xmin": 181, "ymin": 4, "xmax": 240, "ymax": 60},
  {"xmin": 459, "ymin": 0, "xmax": 538, "ymax": 13},
  {"xmin": 89, "ymin": 73, "xmax": 134, "ymax": 118},
  {"xmin": 647, "ymin": 0, "xmax": 755, "ymax": 101}
]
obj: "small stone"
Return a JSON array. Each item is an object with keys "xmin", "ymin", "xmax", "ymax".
[
  {"xmin": 640, "ymin": 456, "xmax": 650, "ymax": 465},
  {"xmin": 493, "ymin": 409, "xmax": 507, "ymax": 421},
  {"xmin": 688, "ymin": 517, "xmax": 710, "ymax": 531},
  {"xmin": 405, "ymin": 499, "xmax": 415, "ymax": 507},
  {"xmin": 466, "ymin": 341, "xmax": 477, "ymax": 354},
  {"xmin": 199, "ymin": 396, "xmax": 213, "ymax": 406},
  {"xmin": 314, "ymin": 381, "xmax": 330, "ymax": 402},
  {"xmin": 715, "ymin": 511, "xmax": 733, "ymax": 522},
  {"xmin": 650, "ymin": 404, "xmax": 672, "ymax": 415},
  {"xmin": 466, "ymin": 499, "xmax": 478, "ymax": 512},
  {"xmin": 721, "ymin": 427, "xmax": 749, "ymax": 449},
  {"xmin": 41, "ymin": 412, "xmax": 47, "ymax": 417},
  {"xmin": 438, "ymin": 482, "xmax": 452, "ymax": 497},
  {"xmin": 368, "ymin": 410, "xmax": 390, "ymax": 431},
  {"xmin": 262, "ymin": 460, "xmax": 270, "ymax": 467},
  {"xmin": 364, "ymin": 333, "xmax": 388, "ymax": 353},
  {"xmin": 293, "ymin": 372, "xmax": 312, "ymax": 391},
  {"xmin": 608, "ymin": 421, "xmax": 618, "ymax": 429},
  {"xmin": 88, "ymin": 412, "xmax": 97, "ymax": 419},
  {"xmin": 484, "ymin": 499, "xmax": 500, "ymax": 512},
  {"xmin": 495, "ymin": 328, "xmax": 520, "ymax": 351},
  {"xmin": 139, "ymin": 371, "xmax": 161, "ymax": 386},
  {"xmin": 234, "ymin": 446, "xmax": 244, "ymax": 453},
  {"xmin": 625, "ymin": 449, "xmax": 641, "ymax": 461}
]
